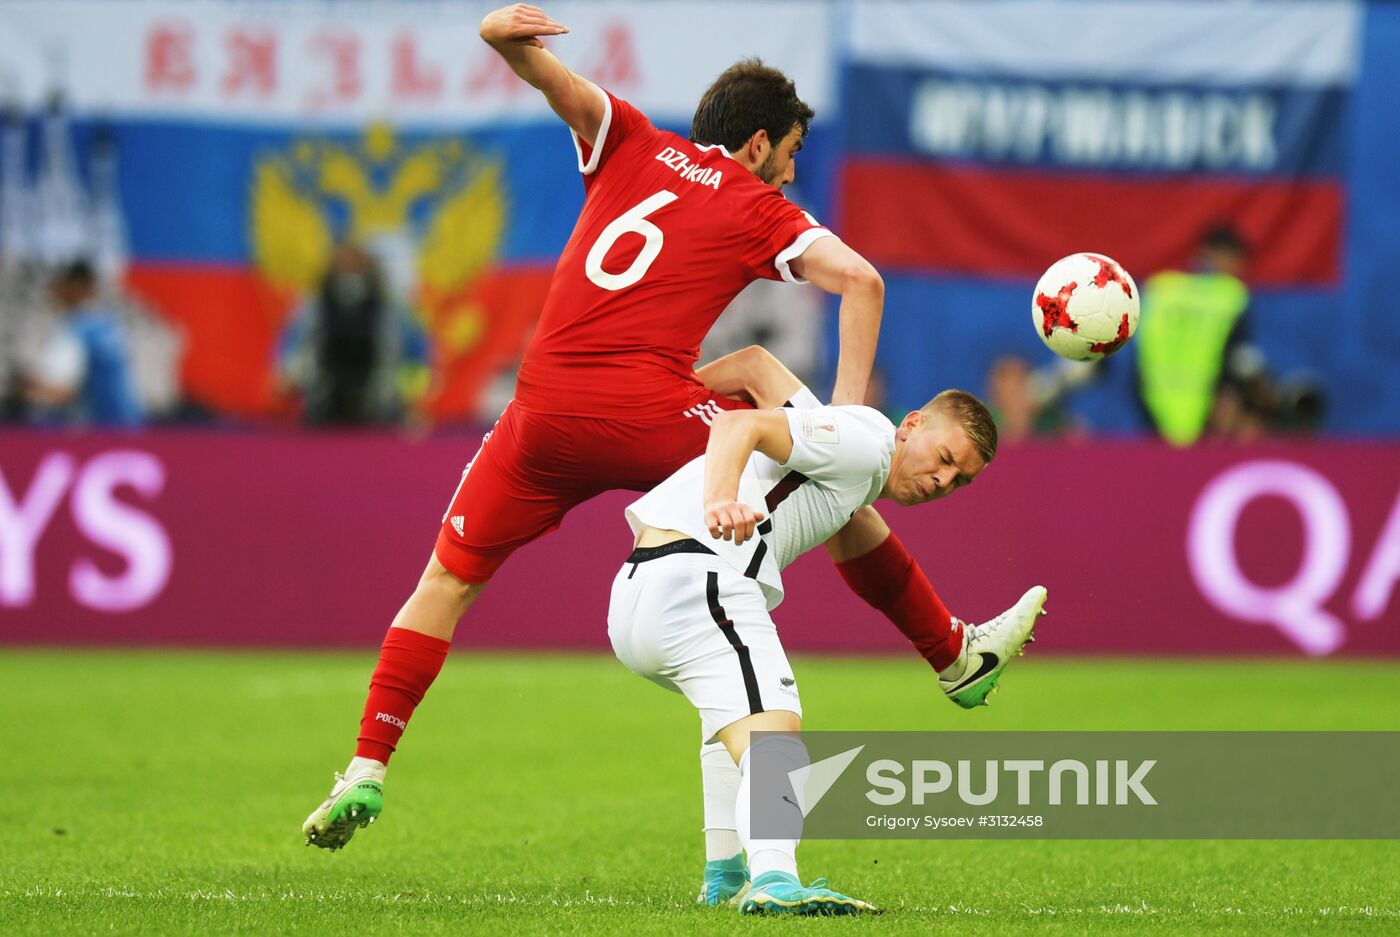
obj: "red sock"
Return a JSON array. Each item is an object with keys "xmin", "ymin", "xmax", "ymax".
[
  {"xmin": 836, "ymin": 531, "xmax": 964, "ymax": 672},
  {"xmin": 355, "ymin": 627, "xmax": 451, "ymax": 764}
]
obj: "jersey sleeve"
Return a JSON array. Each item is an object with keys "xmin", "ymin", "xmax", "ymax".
[
  {"xmin": 570, "ymin": 86, "xmax": 656, "ymax": 179},
  {"xmin": 742, "ymin": 192, "xmax": 835, "ymax": 285},
  {"xmin": 779, "ymin": 406, "xmax": 885, "ymax": 487}
]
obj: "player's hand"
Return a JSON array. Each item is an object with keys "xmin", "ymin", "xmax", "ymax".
[
  {"xmin": 704, "ymin": 501, "xmax": 766, "ymax": 546},
  {"xmin": 480, "ymin": 4, "xmax": 569, "ymax": 49}
]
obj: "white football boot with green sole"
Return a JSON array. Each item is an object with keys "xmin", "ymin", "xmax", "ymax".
[
  {"xmin": 940, "ymin": 586, "xmax": 1047, "ymax": 708},
  {"xmin": 302, "ymin": 768, "xmax": 384, "ymax": 850}
]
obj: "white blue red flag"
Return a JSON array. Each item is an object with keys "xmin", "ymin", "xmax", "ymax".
[{"xmin": 838, "ymin": 0, "xmax": 1361, "ymax": 287}]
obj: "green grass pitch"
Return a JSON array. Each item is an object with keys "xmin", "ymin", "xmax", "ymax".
[{"xmin": 3, "ymin": 650, "xmax": 1399, "ymax": 935}]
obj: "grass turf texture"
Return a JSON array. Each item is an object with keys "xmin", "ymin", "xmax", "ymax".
[{"xmin": 3, "ymin": 652, "xmax": 1398, "ymax": 935}]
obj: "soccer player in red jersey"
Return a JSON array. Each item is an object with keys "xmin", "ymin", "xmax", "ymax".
[{"xmin": 304, "ymin": 4, "xmax": 1031, "ymax": 860}]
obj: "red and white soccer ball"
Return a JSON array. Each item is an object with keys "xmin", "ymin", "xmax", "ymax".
[{"xmin": 1031, "ymin": 252, "xmax": 1141, "ymax": 361}]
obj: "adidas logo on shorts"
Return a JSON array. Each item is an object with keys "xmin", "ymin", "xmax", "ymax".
[
  {"xmin": 683, "ymin": 400, "xmax": 724, "ymax": 425},
  {"xmin": 450, "ymin": 515, "xmax": 465, "ymax": 536}
]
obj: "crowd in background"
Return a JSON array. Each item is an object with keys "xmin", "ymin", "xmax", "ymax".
[
  {"xmin": 0, "ymin": 257, "xmax": 181, "ymax": 428},
  {"xmin": 4, "ymin": 0, "xmax": 1392, "ymax": 443},
  {"xmin": 986, "ymin": 226, "xmax": 1326, "ymax": 447},
  {"xmin": 0, "ymin": 222, "xmax": 1326, "ymax": 443},
  {"xmin": 0, "ymin": 97, "xmax": 1323, "ymax": 442}
]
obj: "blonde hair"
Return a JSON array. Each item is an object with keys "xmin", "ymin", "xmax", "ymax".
[{"xmin": 921, "ymin": 390, "xmax": 998, "ymax": 464}]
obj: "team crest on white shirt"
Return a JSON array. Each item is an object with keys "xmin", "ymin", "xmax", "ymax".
[{"xmin": 801, "ymin": 412, "xmax": 840, "ymax": 445}]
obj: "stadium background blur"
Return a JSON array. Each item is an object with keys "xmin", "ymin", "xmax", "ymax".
[
  {"xmin": 2, "ymin": 0, "xmax": 1395, "ymax": 658},
  {"xmin": 2, "ymin": 3, "xmax": 1398, "ymax": 933}
]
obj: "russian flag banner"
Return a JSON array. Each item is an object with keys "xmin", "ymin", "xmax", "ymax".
[
  {"xmin": 838, "ymin": 0, "xmax": 1362, "ymax": 287},
  {"xmin": 0, "ymin": 0, "xmax": 834, "ymax": 421}
]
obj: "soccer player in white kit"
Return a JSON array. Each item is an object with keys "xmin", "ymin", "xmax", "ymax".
[{"xmin": 608, "ymin": 376, "xmax": 1046, "ymax": 915}]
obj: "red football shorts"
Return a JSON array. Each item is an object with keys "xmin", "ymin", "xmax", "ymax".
[{"xmin": 434, "ymin": 389, "xmax": 752, "ymax": 583}]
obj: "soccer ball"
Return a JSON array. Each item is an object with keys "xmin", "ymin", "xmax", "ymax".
[{"xmin": 1031, "ymin": 252, "xmax": 1140, "ymax": 361}]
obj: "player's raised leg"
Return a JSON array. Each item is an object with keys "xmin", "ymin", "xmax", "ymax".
[
  {"xmin": 302, "ymin": 556, "xmax": 481, "ymax": 849},
  {"xmin": 830, "ymin": 507, "xmax": 966, "ymax": 672},
  {"xmin": 939, "ymin": 585, "xmax": 1048, "ymax": 708},
  {"xmin": 830, "ymin": 506, "xmax": 1046, "ymax": 707},
  {"xmin": 303, "ymin": 403, "xmax": 585, "ymax": 850}
]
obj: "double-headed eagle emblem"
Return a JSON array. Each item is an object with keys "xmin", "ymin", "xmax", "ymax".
[{"xmin": 251, "ymin": 122, "xmax": 505, "ymax": 321}]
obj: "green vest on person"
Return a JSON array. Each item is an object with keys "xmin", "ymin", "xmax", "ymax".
[{"xmin": 1136, "ymin": 271, "xmax": 1249, "ymax": 446}]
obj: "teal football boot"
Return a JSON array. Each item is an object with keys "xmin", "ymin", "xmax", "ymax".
[
  {"xmin": 696, "ymin": 853, "xmax": 750, "ymax": 906},
  {"xmin": 739, "ymin": 871, "xmax": 878, "ymax": 915}
]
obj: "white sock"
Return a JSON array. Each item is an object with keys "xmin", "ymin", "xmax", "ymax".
[
  {"xmin": 938, "ymin": 620, "xmax": 970, "ymax": 681},
  {"xmin": 700, "ymin": 740, "xmax": 743, "ymax": 861},
  {"xmin": 346, "ymin": 756, "xmax": 386, "ymax": 781},
  {"xmin": 736, "ymin": 739, "xmax": 804, "ymax": 880}
]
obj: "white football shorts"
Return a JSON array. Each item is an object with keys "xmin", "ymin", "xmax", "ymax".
[{"xmin": 607, "ymin": 544, "xmax": 802, "ymax": 742}]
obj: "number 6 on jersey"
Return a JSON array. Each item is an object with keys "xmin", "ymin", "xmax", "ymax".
[{"xmin": 585, "ymin": 190, "xmax": 680, "ymax": 291}]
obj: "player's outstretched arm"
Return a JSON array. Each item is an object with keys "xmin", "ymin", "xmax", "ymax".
[
  {"xmin": 788, "ymin": 237, "xmax": 884, "ymax": 407},
  {"xmin": 479, "ymin": 4, "xmax": 605, "ymax": 145},
  {"xmin": 694, "ymin": 345, "xmax": 803, "ymax": 411},
  {"xmin": 702, "ymin": 410, "xmax": 794, "ymax": 546}
]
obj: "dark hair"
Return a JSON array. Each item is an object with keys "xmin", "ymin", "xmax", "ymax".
[
  {"xmin": 922, "ymin": 390, "xmax": 999, "ymax": 465},
  {"xmin": 690, "ymin": 58, "xmax": 814, "ymax": 152},
  {"xmin": 1199, "ymin": 224, "xmax": 1248, "ymax": 258},
  {"xmin": 54, "ymin": 258, "xmax": 97, "ymax": 289}
]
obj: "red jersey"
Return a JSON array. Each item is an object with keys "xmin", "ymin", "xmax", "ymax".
[{"xmin": 513, "ymin": 88, "xmax": 832, "ymax": 421}]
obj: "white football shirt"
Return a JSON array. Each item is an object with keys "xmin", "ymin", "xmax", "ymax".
[{"xmin": 625, "ymin": 405, "xmax": 895, "ymax": 609}]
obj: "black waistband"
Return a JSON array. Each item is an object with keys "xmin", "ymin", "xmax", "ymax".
[{"xmin": 627, "ymin": 538, "xmax": 716, "ymax": 564}]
